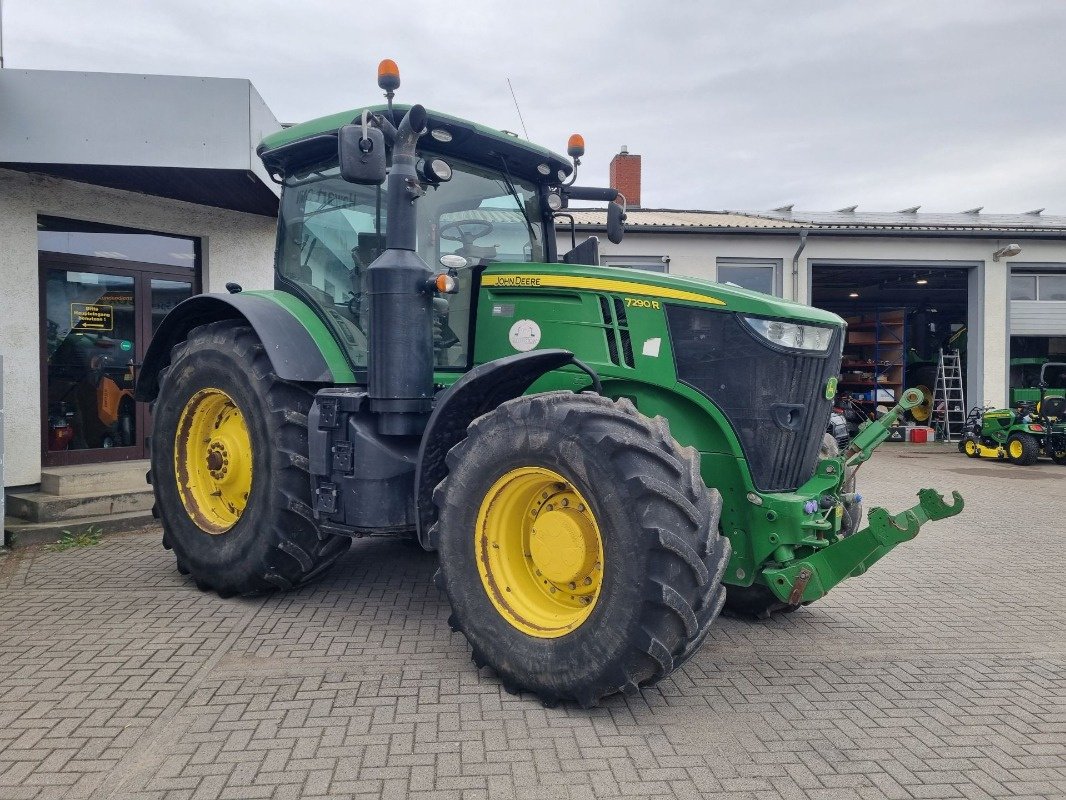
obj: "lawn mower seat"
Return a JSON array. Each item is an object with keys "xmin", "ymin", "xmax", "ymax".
[{"xmin": 1038, "ymin": 395, "xmax": 1066, "ymax": 421}]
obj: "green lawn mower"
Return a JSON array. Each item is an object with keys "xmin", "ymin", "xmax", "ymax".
[{"xmin": 960, "ymin": 363, "xmax": 1066, "ymax": 465}]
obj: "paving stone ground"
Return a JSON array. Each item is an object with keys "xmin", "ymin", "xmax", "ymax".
[{"xmin": 1, "ymin": 444, "xmax": 1063, "ymax": 800}]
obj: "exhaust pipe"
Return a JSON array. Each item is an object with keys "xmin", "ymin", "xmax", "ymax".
[{"xmin": 367, "ymin": 105, "xmax": 435, "ymax": 436}]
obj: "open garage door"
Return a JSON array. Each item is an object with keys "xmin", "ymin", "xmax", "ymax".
[{"xmin": 811, "ymin": 262, "xmax": 973, "ymax": 424}]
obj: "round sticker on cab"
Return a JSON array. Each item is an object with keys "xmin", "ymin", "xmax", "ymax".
[{"xmin": 508, "ymin": 319, "xmax": 541, "ymax": 352}]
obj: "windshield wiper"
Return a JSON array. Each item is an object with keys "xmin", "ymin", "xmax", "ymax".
[{"xmin": 497, "ymin": 155, "xmax": 537, "ymax": 244}]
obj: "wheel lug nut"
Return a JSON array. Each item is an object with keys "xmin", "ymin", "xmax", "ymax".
[
  {"xmin": 561, "ymin": 498, "xmax": 569, "ymax": 507},
  {"xmin": 584, "ymin": 577, "xmax": 592, "ymax": 586},
  {"xmin": 568, "ymin": 582, "xmax": 576, "ymax": 590}
]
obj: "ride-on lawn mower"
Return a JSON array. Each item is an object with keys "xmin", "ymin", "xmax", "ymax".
[
  {"xmin": 960, "ymin": 363, "xmax": 1066, "ymax": 465},
  {"xmin": 137, "ymin": 61, "xmax": 964, "ymax": 706}
]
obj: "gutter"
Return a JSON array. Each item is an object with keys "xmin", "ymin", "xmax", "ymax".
[
  {"xmin": 791, "ymin": 229, "xmax": 808, "ymax": 302},
  {"xmin": 567, "ymin": 223, "xmax": 1066, "ymax": 240}
]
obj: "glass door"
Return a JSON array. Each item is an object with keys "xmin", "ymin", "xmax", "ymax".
[
  {"xmin": 40, "ymin": 260, "xmax": 195, "ymax": 466},
  {"xmin": 44, "ymin": 267, "xmax": 140, "ymax": 461}
]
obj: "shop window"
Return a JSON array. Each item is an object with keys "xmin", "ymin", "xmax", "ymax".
[
  {"xmin": 716, "ymin": 259, "xmax": 781, "ymax": 296},
  {"xmin": 38, "ymin": 216, "xmax": 197, "ymax": 268}
]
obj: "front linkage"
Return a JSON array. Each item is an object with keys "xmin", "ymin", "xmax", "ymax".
[{"xmin": 762, "ymin": 388, "xmax": 964, "ymax": 606}]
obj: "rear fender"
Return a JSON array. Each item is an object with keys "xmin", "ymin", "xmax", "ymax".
[{"xmin": 135, "ymin": 291, "xmax": 355, "ymax": 402}]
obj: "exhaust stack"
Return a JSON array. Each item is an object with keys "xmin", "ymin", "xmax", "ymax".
[{"xmin": 366, "ymin": 105, "xmax": 435, "ymax": 435}]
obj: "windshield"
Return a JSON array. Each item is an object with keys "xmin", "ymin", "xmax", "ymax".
[{"xmin": 276, "ymin": 154, "xmax": 544, "ymax": 369}]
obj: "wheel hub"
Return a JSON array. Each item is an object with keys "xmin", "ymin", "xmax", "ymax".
[
  {"xmin": 174, "ymin": 388, "xmax": 253, "ymax": 535},
  {"xmin": 475, "ymin": 467, "xmax": 604, "ymax": 638}
]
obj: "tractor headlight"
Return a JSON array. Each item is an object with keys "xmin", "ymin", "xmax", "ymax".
[{"xmin": 742, "ymin": 316, "xmax": 835, "ymax": 353}]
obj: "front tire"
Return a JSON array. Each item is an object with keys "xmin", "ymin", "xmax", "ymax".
[
  {"xmin": 151, "ymin": 321, "xmax": 349, "ymax": 596},
  {"xmin": 1006, "ymin": 432, "xmax": 1039, "ymax": 466},
  {"xmin": 433, "ymin": 392, "xmax": 729, "ymax": 707}
]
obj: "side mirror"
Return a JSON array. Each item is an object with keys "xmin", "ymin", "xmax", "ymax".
[
  {"xmin": 338, "ymin": 123, "xmax": 387, "ymax": 185},
  {"xmin": 607, "ymin": 200, "xmax": 627, "ymax": 244}
]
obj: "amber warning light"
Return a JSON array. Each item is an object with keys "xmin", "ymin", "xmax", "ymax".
[
  {"xmin": 567, "ymin": 133, "xmax": 585, "ymax": 160},
  {"xmin": 378, "ymin": 59, "xmax": 401, "ymax": 93}
]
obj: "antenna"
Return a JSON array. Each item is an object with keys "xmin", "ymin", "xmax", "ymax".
[{"xmin": 506, "ymin": 78, "xmax": 529, "ymax": 140}]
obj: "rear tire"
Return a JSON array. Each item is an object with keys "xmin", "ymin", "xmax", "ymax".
[
  {"xmin": 150, "ymin": 320, "xmax": 348, "ymax": 596},
  {"xmin": 1006, "ymin": 432, "xmax": 1039, "ymax": 466},
  {"xmin": 432, "ymin": 392, "xmax": 729, "ymax": 707}
]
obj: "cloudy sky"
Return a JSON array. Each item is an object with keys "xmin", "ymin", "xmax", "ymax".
[{"xmin": 6, "ymin": 1, "xmax": 1065, "ymax": 213}]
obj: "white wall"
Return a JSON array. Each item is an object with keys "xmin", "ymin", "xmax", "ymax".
[
  {"xmin": 562, "ymin": 227, "xmax": 1066, "ymax": 411},
  {"xmin": 0, "ymin": 167, "xmax": 277, "ymax": 487}
]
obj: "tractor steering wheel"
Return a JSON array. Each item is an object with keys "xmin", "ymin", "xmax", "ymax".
[{"xmin": 440, "ymin": 220, "xmax": 494, "ymax": 249}]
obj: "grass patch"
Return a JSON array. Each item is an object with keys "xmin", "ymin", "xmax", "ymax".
[{"xmin": 47, "ymin": 525, "xmax": 104, "ymax": 552}]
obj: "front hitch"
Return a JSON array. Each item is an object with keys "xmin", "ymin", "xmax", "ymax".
[{"xmin": 762, "ymin": 488, "xmax": 964, "ymax": 605}]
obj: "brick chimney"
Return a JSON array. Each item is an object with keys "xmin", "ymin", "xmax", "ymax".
[{"xmin": 609, "ymin": 145, "xmax": 641, "ymax": 208}]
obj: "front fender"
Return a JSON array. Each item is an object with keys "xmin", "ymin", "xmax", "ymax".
[{"xmin": 135, "ymin": 291, "xmax": 356, "ymax": 401}]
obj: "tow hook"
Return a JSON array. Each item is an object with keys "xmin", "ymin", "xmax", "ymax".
[{"xmin": 788, "ymin": 566, "xmax": 813, "ymax": 605}]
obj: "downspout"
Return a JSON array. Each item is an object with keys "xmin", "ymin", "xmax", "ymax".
[{"xmin": 791, "ymin": 229, "xmax": 809, "ymax": 302}]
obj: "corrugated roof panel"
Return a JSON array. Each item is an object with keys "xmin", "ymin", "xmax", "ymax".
[{"xmin": 564, "ymin": 207, "xmax": 1066, "ymax": 233}]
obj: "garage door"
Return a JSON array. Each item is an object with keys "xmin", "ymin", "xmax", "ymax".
[{"xmin": 1010, "ymin": 272, "xmax": 1066, "ymax": 335}]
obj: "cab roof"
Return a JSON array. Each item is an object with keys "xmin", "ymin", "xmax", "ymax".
[{"xmin": 258, "ymin": 103, "xmax": 573, "ymax": 183}]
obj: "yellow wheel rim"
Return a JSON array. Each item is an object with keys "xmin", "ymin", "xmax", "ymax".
[
  {"xmin": 911, "ymin": 385, "xmax": 933, "ymax": 423},
  {"xmin": 964, "ymin": 440, "xmax": 978, "ymax": 456},
  {"xmin": 475, "ymin": 467, "xmax": 604, "ymax": 638},
  {"xmin": 174, "ymin": 388, "xmax": 253, "ymax": 534},
  {"xmin": 1009, "ymin": 439, "xmax": 1024, "ymax": 459}
]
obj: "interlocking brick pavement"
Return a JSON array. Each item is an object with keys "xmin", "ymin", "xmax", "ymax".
[{"xmin": 1, "ymin": 445, "xmax": 1063, "ymax": 799}]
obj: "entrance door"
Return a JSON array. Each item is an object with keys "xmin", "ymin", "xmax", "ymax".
[{"xmin": 41, "ymin": 255, "xmax": 195, "ymax": 466}]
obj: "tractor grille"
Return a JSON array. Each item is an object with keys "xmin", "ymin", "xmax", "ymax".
[{"xmin": 666, "ymin": 305, "xmax": 842, "ymax": 492}]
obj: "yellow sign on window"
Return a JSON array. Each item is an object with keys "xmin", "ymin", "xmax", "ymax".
[{"xmin": 71, "ymin": 303, "xmax": 114, "ymax": 332}]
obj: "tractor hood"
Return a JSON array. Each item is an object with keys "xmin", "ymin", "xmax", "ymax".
[{"xmin": 481, "ymin": 262, "xmax": 845, "ymax": 325}]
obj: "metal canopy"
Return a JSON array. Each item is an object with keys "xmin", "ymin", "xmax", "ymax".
[{"xmin": 0, "ymin": 69, "xmax": 283, "ymax": 216}]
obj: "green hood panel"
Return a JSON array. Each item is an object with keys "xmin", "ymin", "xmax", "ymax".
[{"xmin": 482, "ymin": 262, "xmax": 844, "ymax": 325}]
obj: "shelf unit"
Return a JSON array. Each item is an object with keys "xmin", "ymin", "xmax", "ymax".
[{"xmin": 839, "ymin": 309, "xmax": 906, "ymax": 407}]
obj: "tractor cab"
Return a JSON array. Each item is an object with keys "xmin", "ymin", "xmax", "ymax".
[{"xmin": 258, "ymin": 103, "xmax": 622, "ymax": 377}]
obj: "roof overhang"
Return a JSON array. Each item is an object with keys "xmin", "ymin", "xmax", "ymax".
[{"xmin": 0, "ymin": 69, "xmax": 284, "ymax": 216}]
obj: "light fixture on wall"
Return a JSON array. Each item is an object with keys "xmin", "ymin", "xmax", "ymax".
[
  {"xmin": 916, "ymin": 277, "xmax": 928, "ymax": 285},
  {"xmin": 992, "ymin": 243, "xmax": 1023, "ymax": 262},
  {"xmin": 848, "ymin": 292, "xmax": 859, "ymax": 298}
]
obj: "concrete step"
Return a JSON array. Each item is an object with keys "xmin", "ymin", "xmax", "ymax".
[
  {"xmin": 40, "ymin": 460, "xmax": 150, "ymax": 496},
  {"xmin": 5, "ymin": 486, "xmax": 154, "ymax": 523},
  {"xmin": 4, "ymin": 510, "xmax": 157, "ymax": 548}
]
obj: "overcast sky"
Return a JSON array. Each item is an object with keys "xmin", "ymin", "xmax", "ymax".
[{"xmin": 5, "ymin": 1, "xmax": 1065, "ymax": 213}]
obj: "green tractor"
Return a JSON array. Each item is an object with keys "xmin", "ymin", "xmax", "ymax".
[
  {"xmin": 960, "ymin": 362, "xmax": 1066, "ymax": 465},
  {"xmin": 137, "ymin": 62, "xmax": 963, "ymax": 706}
]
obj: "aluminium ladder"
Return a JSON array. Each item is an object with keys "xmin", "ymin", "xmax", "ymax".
[{"xmin": 934, "ymin": 349, "xmax": 966, "ymax": 441}]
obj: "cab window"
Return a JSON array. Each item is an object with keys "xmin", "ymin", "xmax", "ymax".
[{"xmin": 275, "ymin": 155, "xmax": 543, "ymax": 372}]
